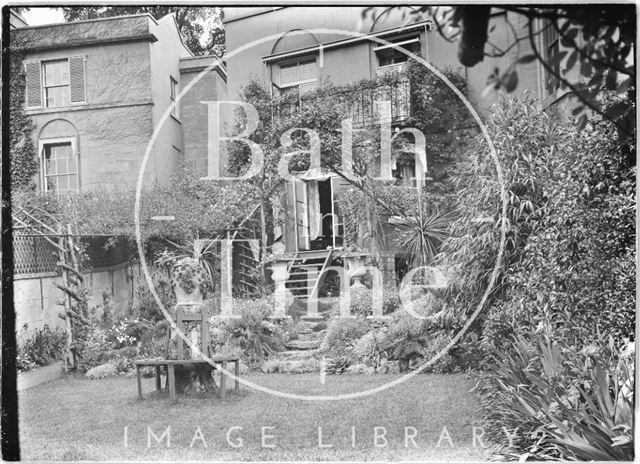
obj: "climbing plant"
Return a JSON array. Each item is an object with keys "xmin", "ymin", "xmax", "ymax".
[
  {"xmin": 228, "ymin": 62, "xmax": 471, "ymax": 263},
  {"xmin": 9, "ymin": 48, "xmax": 38, "ymax": 190}
]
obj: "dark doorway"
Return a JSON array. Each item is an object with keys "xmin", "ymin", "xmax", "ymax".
[
  {"xmin": 395, "ymin": 253, "xmax": 415, "ymax": 285},
  {"xmin": 311, "ymin": 179, "xmax": 334, "ymax": 250}
]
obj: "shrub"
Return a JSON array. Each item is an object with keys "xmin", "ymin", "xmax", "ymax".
[
  {"xmin": 85, "ymin": 363, "xmax": 118, "ymax": 379},
  {"xmin": 325, "ymin": 355, "xmax": 351, "ymax": 375},
  {"xmin": 107, "ymin": 317, "xmax": 155, "ymax": 349},
  {"xmin": 320, "ymin": 317, "xmax": 370, "ymax": 358},
  {"xmin": 444, "ymin": 97, "xmax": 635, "ymax": 457},
  {"xmin": 344, "ymin": 283, "xmax": 402, "ymax": 318},
  {"xmin": 132, "ymin": 269, "xmax": 176, "ymax": 322},
  {"xmin": 374, "ymin": 309, "xmax": 458, "ymax": 373},
  {"xmin": 349, "ymin": 287, "xmax": 373, "ymax": 317},
  {"xmin": 17, "ymin": 325, "xmax": 67, "ymax": 371},
  {"xmin": 350, "ymin": 330, "xmax": 381, "ymax": 366},
  {"xmin": 442, "ymin": 97, "xmax": 634, "ymax": 346},
  {"xmin": 261, "ymin": 358, "xmax": 319, "ymax": 374},
  {"xmin": 476, "ymin": 321, "xmax": 634, "ymax": 461},
  {"xmin": 219, "ymin": 296, "xmax": 285, "ymax": 363},
  {"xmin": 74, "ymin": 325, "xmax": 110, "ymax": 372}
]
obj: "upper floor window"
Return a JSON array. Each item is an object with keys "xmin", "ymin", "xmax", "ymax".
[
  {"xmin": 375, "ymin": 35, "xmax": 421, "ymax": 74},
  {"xmin": 542, "ymin": 18, "xmax": 560, "ymax": 95},
  {"xmin": 24, "ymin": 56, "xmax": 86, "ymax": 108},
  {"xmin": 41, "ymin": 139, "xmax": 79, "ymax": 192},
  {"xmin": 43, "ymin": 59, "xmax": 70, "ymax": 107},
  {"xmin": 278, "ymin": 58, "xmax": 317, "ymax": 95},
  {"xmin": 170, "ymin": 76, "xmax": 179, "ymax": 118}
]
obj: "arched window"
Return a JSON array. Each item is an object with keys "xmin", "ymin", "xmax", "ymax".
[
  {"xmin": 270, "ymin": 29, "xmax": 320, "ymax": 96},
  {"xmin": 38, "ymin": 119, "xmax": 79, "ymax": 192}
]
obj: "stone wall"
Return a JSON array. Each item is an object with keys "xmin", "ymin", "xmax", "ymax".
[
  {"xmin": 179, "ymin": 56, "xmax": 228, "ymax": 176},
  {"xmin": 14, "ymin": 262, "xmax": 143, "ymax": 342}
]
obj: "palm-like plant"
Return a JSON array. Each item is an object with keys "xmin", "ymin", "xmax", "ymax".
[{"xmin": 392, "ymin": 204, "xmax": 453, "ymax": 267}]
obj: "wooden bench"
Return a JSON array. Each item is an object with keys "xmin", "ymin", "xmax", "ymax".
[
  {"xmin": 135, "ymin": 305, "xmax": 241, "ymax": 403},
  {"xmin": 135, "ymin": 356, "xmax": 240, "ymax": 403}
]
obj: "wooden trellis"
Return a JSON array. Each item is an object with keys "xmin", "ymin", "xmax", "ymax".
[{"xmin": 13, "ymin": 206, "xmax": 84, "ymax": 371}]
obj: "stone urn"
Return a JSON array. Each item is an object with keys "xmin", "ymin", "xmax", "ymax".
[
  {"xmin": 345, "ymin": 254, "xmax": 367, "ymax": 288},
  {"xmin": 171, "ymin": 257, "xmax": 206, "ymax": 306}
]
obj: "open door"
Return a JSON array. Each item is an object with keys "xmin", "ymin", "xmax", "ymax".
[
  {"xmin": 331, "ymin": 176, "xmax": 346, "ymax": 248},
  {"xmin": 293, "ymin": 178, "xmax": 310, "ymax": 251}
]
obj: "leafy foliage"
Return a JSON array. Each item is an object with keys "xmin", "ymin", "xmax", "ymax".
[
  {"xmin": 132, "ymin": 269, "xmax": 176, "ymax": 322},
  {"xmin": 229, "ymin": 63, "xmax": 469, "ymax": 262},
  {"xmin": 12, "ymin": 165, "xmax": 258, "ymax": 246},
  {"xmin": 58, "ymin": 6, "xmax": 225, "ymax": 56},
  {"xmin": 434, "ymin": 96, "xmax": 634, "ymax": 347},
  {"xmin": 8, "ymin": 48, "xmax": 38, "ymax": 190},
  {"xmin": 365, "ymin": 6, "xmax": 635, "ymax": 146},
  {"xmin": 476, "ymin": 323, "xmax": 634, "ymax": 460},
  {"xmin": 392, "ymin": 206, "xmax": 453, "ymax": 266},
  {"xmin": 17, "ymin": 325, "xmax": 67, "ymax": 372},
  {"xmin": 320, "ymin": 317, "xmax": 370, "ymax": 358},
  {"xmin": 210, "ymin": 297, "xmax": 286, "ymax": 364},
  {"xmin": 433, "ymin": 96, "xmax": 636, "ymax": 459}
]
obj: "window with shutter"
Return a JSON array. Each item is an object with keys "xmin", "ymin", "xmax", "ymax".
[
  {"xmin": 277, "ymin": 57, "xmax": 318, "ymax": 95},
  {"xmin": 43, "ymin": 59, "xmax": 70, "ymax": 107},
  {"xmin": 69, "ymin": 56, "xmax": 86, "ymax": 103},
  {"xmin": 24, "ymin": 61, "xmax": 42, "ymax": 108},
  {"xmin": 298, "ymin": 61, "xmax": 316, "ymax": 81},
  {"xmin": 40, "ymin": 138, "xmax": 79, "ymax": 192},
  {"xmin": 280, "ymin": 63, "xmax": 299, "ymax": 85},
  {"xmin": 375, "ymin": 35, "xmax": 421, "ymax": 71}
]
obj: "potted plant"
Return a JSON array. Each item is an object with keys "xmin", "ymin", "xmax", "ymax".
[
  {"xmin": 171, "ymin": 257, "xmax": 207, "ymax": 305},
  {"xmin": 156, "ymin": 238, "xmax": 216, "ymax": 307}
]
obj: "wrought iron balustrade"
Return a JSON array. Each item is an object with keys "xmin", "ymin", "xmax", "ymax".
[{"xmin": 272, "ymin": 77, "xmax": 411, "ymax": 127}]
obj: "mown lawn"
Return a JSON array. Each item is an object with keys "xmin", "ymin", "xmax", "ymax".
[{"xmin": 19, "ymin": 372, "xmax": 489, "ymax": 461}]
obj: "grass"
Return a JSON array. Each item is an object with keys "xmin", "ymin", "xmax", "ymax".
[{"xmin": 19, "ymin": 372, "xmax": 488, "ymax": 461}]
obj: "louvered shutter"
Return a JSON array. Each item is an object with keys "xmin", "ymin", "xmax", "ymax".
[
  {"xmin": 298, "ymin": 60, "xmax": 316, "ymax": 81},
  {"xmin": 24, "ymin": 61, "xmax": 42, "ymax": 107},
  {"xmin": 280, "ymin": 63, "xmax": 298, "ymax": 85},
  {"xmin": 69, "ymin": 56, "xmax": 86, "ymax": 103}
]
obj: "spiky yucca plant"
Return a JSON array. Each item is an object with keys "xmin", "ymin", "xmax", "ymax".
[{"xmin": 392, "ymin": 205, "xmax": 453, "ymax": 267}]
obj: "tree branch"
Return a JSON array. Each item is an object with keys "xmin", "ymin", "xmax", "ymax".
[
  {"xmin": 527, "ymin": 19, "xmax": 631, "ymax": 138},
  {"xmin": 552, "ymin": 21, "xmax": 632, "ymax": 77}
]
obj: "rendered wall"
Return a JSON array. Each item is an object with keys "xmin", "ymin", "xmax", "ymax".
[
  {"xmin": 24, "ymin": 41, "xmax": 156, "ymax": 190},
  {"xmin": 223, "ymin": 6, "xmax": 548, "ymax": 112},
  {"xmin": 179, "ymin": 57, "xmax": 228, "ymax": 176},
  {"xmin": 14, "ymin": 262, "xmax": 144, "ymax": 341},
  {"xmin": 147, "ymin": 15, "xmax": 193, "ymax": 184}
]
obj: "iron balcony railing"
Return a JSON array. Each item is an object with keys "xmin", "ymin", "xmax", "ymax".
[{"xmin": 273, "ymin": 75, "xmax": 412, "ymax": 127}]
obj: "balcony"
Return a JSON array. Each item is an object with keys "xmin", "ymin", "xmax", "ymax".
[{"xmin": 272, "ymin": 74, "xmax": 412, "ymax": 128}]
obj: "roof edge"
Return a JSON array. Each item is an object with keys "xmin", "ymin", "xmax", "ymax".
[
  {"xmin": 262, "ymin": 20, "xmax": 431, "ymax": 63},
  {"xmin": 12, "ymin": 12, "xmax": 156, "ymax": 31}
]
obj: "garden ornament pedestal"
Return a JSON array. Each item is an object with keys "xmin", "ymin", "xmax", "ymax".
[
  {"xmin": 270, "ymin": 259, "xmax": 293, "ymax": 318},
  {"xmin": 343, "ymin": 253, "xmax": 368, "ymax": 288},
  {"xmin": 171, "ymin": 258, "xmax": 207, "ymax": 356}
]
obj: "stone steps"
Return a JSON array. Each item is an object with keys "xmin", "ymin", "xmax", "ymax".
[
  {"xmin": 278, "ymin": 349, "xmax": 318, "ymax": 360},
  {"xmin": 285, "ymin": 339, "xmax": 321, "ymax": 350},
  {"xmin": 261, "ymin": 316, "xmax": 328, "ymax": 373}
]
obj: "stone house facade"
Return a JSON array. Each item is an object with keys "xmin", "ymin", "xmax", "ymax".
[
  {"xmin": 222, "ymin": 6, "xmax": 579, "ymax": 300},
  {"xmin": 11, "ymin": 14, "xmax": 226, "ymax": 333},
  {"xmin": 13, "ymin": 13, "xmax": 226, "ymax": 192}
]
